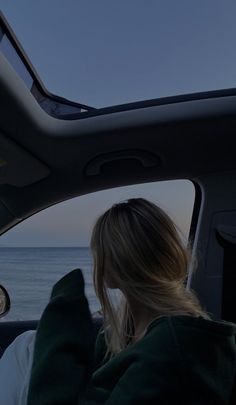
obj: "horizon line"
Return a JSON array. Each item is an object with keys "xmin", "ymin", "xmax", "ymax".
[{"xmin": 0, "ymin": 245, "xmax": 90, "ymax": 248}]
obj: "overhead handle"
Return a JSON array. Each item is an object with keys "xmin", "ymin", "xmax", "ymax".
[{"xmin": 85, "ymin": 149, "xmax": 160, "ymax": 176}]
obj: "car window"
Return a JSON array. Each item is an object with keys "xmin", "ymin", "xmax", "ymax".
[
  {"xmin": 1, "ymin": 3, "xmax": 236, "ymax": 108},
  {"xmin": 0, "ymin": 180, "xmax": 195, "ymax": 320}
]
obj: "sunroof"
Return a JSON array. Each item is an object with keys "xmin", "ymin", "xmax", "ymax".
[{"xmin": 1, "ymin": 4, "xmax": 236, "ymax": 113}]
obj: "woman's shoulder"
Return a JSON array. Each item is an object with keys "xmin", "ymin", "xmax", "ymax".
[
  {"xmin": 178, "ymin": 314, "xmax": 236, "ymax": 333},
  {"xmin": 147, "ymin": 314, "xmax": 236, "ymax": 337},
  {"xmin": 143, "ymin": 314, "xmax": 236, "ymax": 362}
]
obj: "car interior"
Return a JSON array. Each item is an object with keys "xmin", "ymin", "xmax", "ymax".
[{"xmin": 0, "ymin": 12, "xmax": 236, "ymax": 399}]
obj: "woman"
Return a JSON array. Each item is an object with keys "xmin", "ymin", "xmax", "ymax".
[
  {"xmin": 26, "ymin": 198, "xmax": 236, "ymax": 404},
  {"xmin": 2, "ymin": 199, "xmax": 236, "ymax": 404}
]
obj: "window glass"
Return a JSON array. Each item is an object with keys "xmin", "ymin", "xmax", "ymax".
[
  {"xmin": 1, "ymin": 3, "xmax": 236, "ymax": 107},
  {"xmin": 0, "ymin": 180, "xmax": 195, "ymax": 320}
]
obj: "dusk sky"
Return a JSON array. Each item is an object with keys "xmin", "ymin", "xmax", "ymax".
[
  {"xmin": 0, "ymin": 181, "xmax": 195, "ymax": 247},
  {"xmin": 0, "ymin": 1, "xmax": 235, "ymax": 246}
]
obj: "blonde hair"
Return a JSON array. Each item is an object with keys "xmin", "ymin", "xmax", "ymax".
[{"xmin": 91, "ymin": 198, "xmax": 208, "ymax": 357}]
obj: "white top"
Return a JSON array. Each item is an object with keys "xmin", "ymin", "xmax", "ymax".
[{"xmin": 0, "ymin": 330, "xmax": 35, "ymax": 405}]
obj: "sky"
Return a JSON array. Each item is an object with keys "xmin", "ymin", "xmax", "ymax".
[
  {"xmin": 1, "ymin": 181, "xmax": 194, "ymax": 247},
  {"xmin": 1, "ymin": 1, "xmax": 236, "ymax": 107},
  {"xmin": 0, "ymin": 1, "xmax": 235, "ymax": 245}
]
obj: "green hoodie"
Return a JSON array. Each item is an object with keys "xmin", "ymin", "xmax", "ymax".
[{"xmin": 27, "ymin": 269, "xmax": 236, "ymax": 404}]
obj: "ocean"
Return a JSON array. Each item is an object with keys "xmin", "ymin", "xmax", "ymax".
[{"xmin": 0, "ymin": 247, "xmax": 100, "ymax": 321}]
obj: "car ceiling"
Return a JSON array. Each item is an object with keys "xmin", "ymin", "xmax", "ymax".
[{"xmin": 1, "ymin": 50, "xmax": 236, "ymax": 233}]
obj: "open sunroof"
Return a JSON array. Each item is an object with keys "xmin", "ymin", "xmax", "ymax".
[{"xmin": 0, "ymin": 12, "xmax": 95, "ymax": 119}]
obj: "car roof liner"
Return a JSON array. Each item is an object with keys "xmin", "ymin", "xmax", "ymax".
[{"xmin": 1, "ymin": 10, "xmax": 236, "ymax": 232}]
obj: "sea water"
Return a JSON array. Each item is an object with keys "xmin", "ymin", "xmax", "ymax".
[{"xmin": 0, "ymin": 247, "xmax": 100, "ymax": 321}]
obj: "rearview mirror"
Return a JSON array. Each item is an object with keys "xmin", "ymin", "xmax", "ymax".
[{"xmin": 0, "ymin": 284, "xmax": 10, "ymax": 318}]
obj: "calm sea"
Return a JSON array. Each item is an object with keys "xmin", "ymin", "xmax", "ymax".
[{"xmin": 0, "ymin": 247, "xmax": 100, "ymax": 321}]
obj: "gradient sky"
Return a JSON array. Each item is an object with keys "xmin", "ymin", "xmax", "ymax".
[
  {"xmin": 1, "ymin": 1, "xmax": 236, "ymax": 107},
  {"xmin": 0, "ymin": 181, "xmax": 194, "ymax": 246},
  {"xmin": 0, "ymin": 1, "xmax": 235, "ymax": 245}
]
